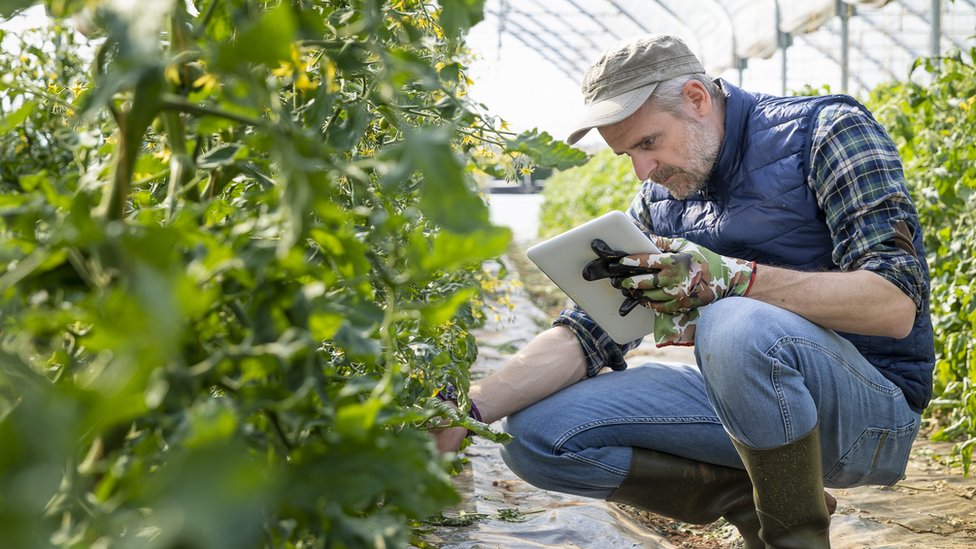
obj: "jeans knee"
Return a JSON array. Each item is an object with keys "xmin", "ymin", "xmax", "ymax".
[
  {"xmin": 697, "ymin": 298, "xmax": 758, "ymax": 351},
  {"xmin": 498, "ymin": 414, "xmax": 564, "ymax": 491},
  {"xmin": 696, "ymin": 298, "xmax": 764, "ymax": 371},
  {"xmin": 694, "ymin": 298, "xmax": 785, "ymax": 404}
]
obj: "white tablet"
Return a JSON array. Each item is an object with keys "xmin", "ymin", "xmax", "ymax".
[{"xmin": 526, "ymin": 211, "xmax": 661, "ymax": 344}]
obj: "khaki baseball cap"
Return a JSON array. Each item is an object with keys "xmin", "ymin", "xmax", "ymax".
[{"xmin": 567, "ymin": 34, "xmax": 705, "ymax": 145}]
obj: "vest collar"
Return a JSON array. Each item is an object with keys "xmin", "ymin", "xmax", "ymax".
[{"xmin": 705, "ymin": 80, "xmax": 756, "ymax": 199}]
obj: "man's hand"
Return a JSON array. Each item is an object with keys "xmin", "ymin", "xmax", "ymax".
[
  {"xmin": 583, "ymin": 237, "xmax": 756, "ymax": 314},
  {"xmin": 654, "ymin": 309, "xmax": 698, "ymax": 347},
  {"xmin": 431, "ymin": 424, "xmax": 468, "ymax": 455}
]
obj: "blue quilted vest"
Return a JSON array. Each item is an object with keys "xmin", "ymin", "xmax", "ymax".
[{"xmin": 642, "ymin": 80, "xmax": 935, "ymax": 413}]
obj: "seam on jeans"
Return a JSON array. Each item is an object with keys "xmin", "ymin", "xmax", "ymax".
[
  {"xmin": 551, "ymin": 415, "xmax": 723, "ymax": 454},
  {"xmin": 769, "ymin": 356, "xmax": 794, "ymax": 441},
  {"xmin": 765, "ymin": 336, "xmax": 902, "ymax": 396},
  {"xmin": 564, "ymin": 452, "xmax": 630, "ymax": 477}
]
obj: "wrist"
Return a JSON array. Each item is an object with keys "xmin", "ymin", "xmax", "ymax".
[
  {"xmin": 724, "ymin": 259, "xmax": 757, "ymax": 298},
  {"xmin": 740, "ymin": 261, "xmax": 758, "ymax": 297},
  {"xmin": 436, "ymin": 384, "xmax": 482, "ymax": 436}
]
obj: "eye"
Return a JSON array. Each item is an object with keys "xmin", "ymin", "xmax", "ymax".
[{"xmin": 638, "ymin": 137, "xmax": 656, "ymax": 150}]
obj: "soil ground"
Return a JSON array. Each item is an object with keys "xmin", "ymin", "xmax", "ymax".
[{"xmin": 425, "ymin": 246, "xmax": 976, "ymax": 548}]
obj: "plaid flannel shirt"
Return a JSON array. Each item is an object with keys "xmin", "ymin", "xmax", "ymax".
[{"xmin": 554, "ymin": 102, "xmax": 926, "ymax": 378}]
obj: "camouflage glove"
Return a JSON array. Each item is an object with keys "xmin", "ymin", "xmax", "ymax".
[
  {"xmin": 654, "ymin": 309, "xmax": 698, "ymax": 347},
  {"xmin": 582, "ymin": 237, "xmax": 757, "ymax": 314},
  {"xmin": 579, "ymin": 239, "xmax": 700, "ymax": 346}
]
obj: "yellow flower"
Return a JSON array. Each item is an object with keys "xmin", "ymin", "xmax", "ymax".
[
  {"xmin": 519, "ymin": 166, "xmax": 534, "ymax": 176},
  {"xmin": 152, "ymin": 148, "xmax": 172, "ymax": 163},
  {"xmin": 70, "ymin": 81, "xmax": 87, "ymax": 97},
  {"xmin": 164, "ymin": 64, "xmax": 181, "ymax": 85},
  {"xmin": 295, "ymin": 73, "xmax": 318, "ymax": 92},
  {"xmin": 500, "ymin": 120, "xmax": 511, "ymax": 131},
  {"xmin": 325, "ymin": 59, "xmax": 339, "ymax": 93},
  {"xmin": 192, "ymin": 73, "xmax": 219, "ymax": 95},
  {"xmin": 271, "ymin": 62, "xmax": 294, "ymax": 79}
]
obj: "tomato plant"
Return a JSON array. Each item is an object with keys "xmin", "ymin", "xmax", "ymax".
[
  {"xmin": 0, "ymin": 1, "xmax": 585, "ymax": 547},
  {"xmin": 867, "ymin": 48, "xmax": 976, "ymax": 472}
]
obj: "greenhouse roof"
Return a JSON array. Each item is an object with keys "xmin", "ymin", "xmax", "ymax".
[
  {"xmin": 467, "ymin": 0, "xmax": 975, "ymax": 146},
  {"xmin": 477, "ymin": 0, "xmax": 975, "ymax": 94}
]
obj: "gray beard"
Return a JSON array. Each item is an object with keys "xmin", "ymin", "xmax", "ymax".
[{"xmin": 651, "ymin": 119, "xmax": 721, "ymax": 200}]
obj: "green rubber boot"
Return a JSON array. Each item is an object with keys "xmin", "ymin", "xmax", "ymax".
[
  {"xmin": 732, "ymin": 427, "xmax": 832, "ymax": 549},
  {"xmin": 607, "ymin": 447, "xmax": 764, "ymax": 549}
]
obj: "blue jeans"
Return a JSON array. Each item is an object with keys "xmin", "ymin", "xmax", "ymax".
[{"xmin": 500, "ymin": 297, "xmax": 921, "ymax": 499}]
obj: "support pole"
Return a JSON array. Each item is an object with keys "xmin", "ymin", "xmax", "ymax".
[
  {"xmin": 779, "ymin": 32, "xmax": 792, "ymax": 95},
  {"xmin": 837, "ymin": 0, "xmax": 850, "ymax": 93},
  {"xmin": 774, "ymin": 0, "xmax": 790, "ymax": 95},
  {"xmin": 931, "ymin": 0, "xmax": 942, "ymax": 59}
]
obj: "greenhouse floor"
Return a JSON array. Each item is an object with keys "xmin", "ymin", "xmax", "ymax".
[{"xmin": 420, "ymin": 257, "xmax": 976, "ymax": 549}]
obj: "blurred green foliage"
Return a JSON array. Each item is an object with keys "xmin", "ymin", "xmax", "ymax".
[
  {"xmin": 867, "ymin": 48, "xmax": 976, "ymax": 472},
  {"xmin": 537, "ymin": 148, "xmax": 636, "ymax": 239},
  {"xmin": 0, "ymin": 1, "xmax": 584, "ymax": 547}
]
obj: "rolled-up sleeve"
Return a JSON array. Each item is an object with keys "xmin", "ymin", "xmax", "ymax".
[
  {"xmin": 552, "ymin": 306, "xmax": 642, "ymax": 377},
  {"xmin": 809, "ymin": 104, "xmax": 927, "ymax": 311}
]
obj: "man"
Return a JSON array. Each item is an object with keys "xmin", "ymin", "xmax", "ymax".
[{"xmin": 434, "ymin": 34, "xmax": 933, "ymax": 549}]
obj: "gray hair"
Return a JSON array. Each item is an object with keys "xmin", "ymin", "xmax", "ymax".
[{"xmin": 646, "ymin": 74, "xmax": 724, "ymax": 119}]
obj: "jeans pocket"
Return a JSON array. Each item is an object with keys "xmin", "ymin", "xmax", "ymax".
[{"xmin": 823, "ymin": 418, "xmax": 919, "ymax": 488}]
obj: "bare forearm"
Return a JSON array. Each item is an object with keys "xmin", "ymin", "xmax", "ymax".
[
  {"xmin": 747, "ymin": 265, "xmax": 916, "ymax": 338},
  {"xmin": 468, "ymin": 326, "xmax": 587, "ymax": 423}
]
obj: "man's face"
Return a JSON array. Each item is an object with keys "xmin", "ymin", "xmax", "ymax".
[{"xmin": 598, "ymin": 98, "xmax": 721, "ymax": 200}]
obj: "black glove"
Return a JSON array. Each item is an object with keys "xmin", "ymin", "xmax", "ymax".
[{"xmin": 582, "ymin": 238, "xmax": 647, "ymax": 316}]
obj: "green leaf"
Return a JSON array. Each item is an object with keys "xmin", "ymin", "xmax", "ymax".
[
  {"xmin": 421, "ymin": 287, "xmax": 476, "ymax": 326},
  {"xmin": 185, "ymin": 400, "xmax": 239, "ymax": 449},
  {"xmin": 215, "ymin": 4, "xmax": 296, "ymax": 71},
  {"xmin": 333, "ymin": 323, "xmax": 381, "ymax": 364},
  {"xmin": 438, "ymin": 0, "xmax": 485, "ymax": 40},
  {"xmin": 334, "ymin": 398, "xmax": 383, "ymax": 440},
  {"xmin": 0, "ymin": 100, "xmax": 35, "ymax": 135},
  {"xmin": 309, "ymin": 311, "xmax": 344, "ymax": 340},
  {"xmin": 505, "ymin": 128, "xmax": 589, "ymax": 170},
  {"xmin": 416, "ymin": 226, "xmax": 510, "ymax": 276},
  {"xmin": 404, "ymin": 127, "xmax": 491, "ymax": 233},
  {"xmin": 0, "ymin": 0, "xmax": 38, "ymax": 18},
  {"xmin": 197, "ymin": 143, "xmax": 248, "ymax": 169}
]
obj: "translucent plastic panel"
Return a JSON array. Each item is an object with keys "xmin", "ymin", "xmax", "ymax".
[
  {"xmin": 727, "ymin": 0, "xmax": 778, "ymax": 59},
  {"xmin": 779, "ymin": 0, "xmax": 837, "ymax": 34},
  {"xmin": 666, "ymin": 1, "xmax": 736, "ymax": 73},
  {"xmin": 843, "ymin": 0, "xmax": 895, "ymax": 7}
]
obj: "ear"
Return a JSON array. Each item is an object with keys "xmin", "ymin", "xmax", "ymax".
[{"xmin": 682, "ymin": 80, "xmax": 712, "ymax": 117}]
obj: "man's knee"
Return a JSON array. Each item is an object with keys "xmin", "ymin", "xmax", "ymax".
[
  {"xmin": 498, "ymin": 412, "xmax": 566, "ymax": 492},
  {"xmin": 696, "ymin": 297, "xmax": 765, "ymax": 351},
  {"xmin": 694, "ymin": 298, "xmax": 789, "ymax": 403}
]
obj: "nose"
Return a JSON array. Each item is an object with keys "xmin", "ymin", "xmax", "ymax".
[{"xmin": 631, "ymin": 156, "xmax": 657, "ymax": 181}]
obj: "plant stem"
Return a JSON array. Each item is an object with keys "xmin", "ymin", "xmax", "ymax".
[{"xmin": 161, "ymin": 94, "xmax": 268, "ymax": 128}]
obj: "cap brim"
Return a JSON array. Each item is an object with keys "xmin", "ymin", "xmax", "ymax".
[{"xmin": 566, "ymin": 83, "xmax": 657, "ymax": 145}]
